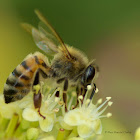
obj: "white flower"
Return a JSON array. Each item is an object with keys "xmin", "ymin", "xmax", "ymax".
[
  {"xmin": 64, "ymin": 85, "xmax": 113, "ymax": 139},
  {"xmin": 22, "ymin": 88, "xmax": 61, "ymax": 132}
]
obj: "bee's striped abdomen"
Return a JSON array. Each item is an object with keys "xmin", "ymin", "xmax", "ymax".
[
  {"xmin": 4, "ymin": 55, "xmax": 36, "ymax": 103},
  {"xmin": 3, "ymin": 52, "xmax": 49, "ymax": 103}
]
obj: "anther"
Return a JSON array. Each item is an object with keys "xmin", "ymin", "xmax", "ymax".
[
  {"xmin": 87, "ymin": 85, "xmax": 92, "ymax": 90},
  {"xmin": 85, "ymin": 99, "xmax": 91, "ymax": 105},
  {"xmin": 97, "ymin": 98, "xmax": 103, "ymax": 104},
  {"xmin": 106, "ymin": 97, "xmax": 112, "ymax": 101},
  {"xmin": 108, "ymin": 101, "xmax": 113, "ymax": 106},
  {"xmin": 95, "ymin": 88, "xmax": 99, "ymax": 93},
  {"xmin": 107, "ymin": 113, "xmax": 112, "ymax": 118},
  {"xmin": 78, "ymin": 95, "xmax": 83, "ymax": 100}
]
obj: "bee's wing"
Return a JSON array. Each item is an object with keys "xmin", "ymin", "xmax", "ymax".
[
  {"xmin": 32, "ymin": 27, "xmax": 59, "ymax": 55},
  {"xmin": 22, "ymin": 23, "xmax": 59, "ymax": 55},
  {"xmin": 34, "ymin": 9, "xmax": 72, "ymax": 59}
]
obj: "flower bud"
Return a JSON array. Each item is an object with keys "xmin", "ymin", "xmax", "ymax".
[{"xmin": 26, "ymin": 128, "xmax": 39, "ymax": 140}]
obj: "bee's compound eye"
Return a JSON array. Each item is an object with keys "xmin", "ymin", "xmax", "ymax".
[{"xmin": 81, "ymin": 65, "xmax": 95, "ymax": 86}]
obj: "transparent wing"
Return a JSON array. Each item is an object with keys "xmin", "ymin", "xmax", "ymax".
[
  {"xmin": 21, "ymin": 23, "xmax": 58, "ymax": 55},
  {"xmin": 32, "ymin": 27, "xmax": 58, "ymax": 55},
  {"xmin": 34, "ymin": 9, "xmax": 72, "ymax": 59}
]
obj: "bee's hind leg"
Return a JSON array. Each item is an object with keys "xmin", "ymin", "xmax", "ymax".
[{"xmin": 33, "ymin": 70, "xmax": 46, "ymax": 119}]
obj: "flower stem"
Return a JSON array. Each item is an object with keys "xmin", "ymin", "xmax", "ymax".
[
  {"xmin": 0, "ymin": 118, "xmax": 9, "ymax": 131},
  {"xmin": 14, "ymin": 119, "xmax": 30, "ymax": 137},
  {"xmin": 56, "ymin": 128, "xmax": 65, "ymax": 140},
  {"xmin": 66, "ymin": 127, "xmax": 78, "ymax": 139},
  {"xmin": 5, "ymin": 113, "xmax": 19, "ymax": 138}
]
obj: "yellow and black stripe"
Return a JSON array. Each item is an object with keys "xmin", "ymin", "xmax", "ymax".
[{"xmin": 4, "ymin": 52, "xmax": 49, "ymax": 103}]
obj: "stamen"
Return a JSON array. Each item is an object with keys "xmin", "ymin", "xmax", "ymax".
[
  {"xmin": 68, "ymin": 96, "xmax": 74, "ymax": 111},
  {"xmin": 108, "ymin": 101, "xmax": 113, "ymax": 106},
  {"xmin": 78, "ymin": 95, "xmax": 83, "ymax": 100},
  {"xmin": 95, "ymin": 88, "xmax": 99, "ymax": 93},
  {"xmin": 96, "ymin": 102, "xmax": 111, "ymax": 117},
  {"xmin": 96, "ymin": 98, "xmax": 103, "ymax": 105},
  {"xmin": 85, "ymin": 99, "xmax": 91, "ymax": 105},
  {"xmin": 83, "ymin": 90, "xmax": 89, "ymax": 105},
  {"xmin": 106, "ymin": 97, "xmax": 112, "ymax": 101},
  {"xmin": 78, "ymin": 96, "xmax": 83, "ymax": 108},
  {"xmin": 95, "ymin": 99, "xmax": 109, "ymax": 112},
  {"xmin": 87, "ymin": 85, "xmax": 92, "ymax": 91},
  {"xmin": 97, "ymin": 115, "xmax": 107, "ymax": 119},
  {"xmin": 48, "ymin": 98, "xmax": 59, "ymax": 111}
]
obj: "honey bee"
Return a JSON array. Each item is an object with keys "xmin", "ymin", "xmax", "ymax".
[{"xmin": 3, "ymin": 10, "xmax": 99, "ymax": 114}]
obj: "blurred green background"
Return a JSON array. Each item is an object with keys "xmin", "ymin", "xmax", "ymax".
[{"xmin": 0, "ymin": 0, "xmax": 140, "ymax": 140}]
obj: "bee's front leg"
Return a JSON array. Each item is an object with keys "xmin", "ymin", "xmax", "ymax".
[
  {"xmin": 33, "ymin": 70, "xmax": 46, "ymax": 119},
  {"xmin": 89, "ymin": 83, "xmax": 96, "ymax": 100}
]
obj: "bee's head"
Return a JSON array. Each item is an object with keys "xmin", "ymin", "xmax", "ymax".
[{"xmin": 81, "ymin": 64, "xmax": 99, "ymax": 87}]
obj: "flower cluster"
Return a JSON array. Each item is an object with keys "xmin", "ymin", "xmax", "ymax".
[{"xmin": 0, "ymin": 83, "xmax": 112, "ymax": 140}]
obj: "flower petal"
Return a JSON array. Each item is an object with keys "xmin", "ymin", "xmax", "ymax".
[
  {"xmin": 77, "ymin": 119, "xmax": 102, "ymax": 138},
  {"xmin": 77, "ymin": 123, "xmax": 94, "ymax": 138},
  {"xmin": 64, "ymin": 109, "xmax": 84, "ymax": 126},
  {"xmin": 22, "ymin": 108, "xmax": 39, "ymax": 121},
  {"xmin": 58, "ymin": 116, "xmax": 74, "ymax": 130},
  {"xmin": 39, "ymin": 114, "xmax": 55, "ymax": 132},
  {"xmin": 92, "ymin": 119, "xmax": 102, "ymax": 134}
]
